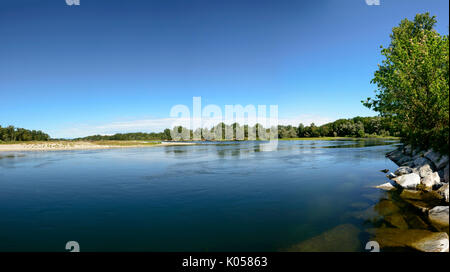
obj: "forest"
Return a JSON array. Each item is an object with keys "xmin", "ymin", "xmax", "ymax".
[
  {"xmin": 0, "ymin": 125, "xmax": 50, "ymax": 142},
  {"xmin": 1, "ymin": 116, "xmax": 400, "ymax": 143},
  {"xmin": 73, "ymin": 116, "xmax": 399, "ymax": 141},
  {"xmin": 74, "ymin": 131, "xmax": 172, "ymax": 141}
]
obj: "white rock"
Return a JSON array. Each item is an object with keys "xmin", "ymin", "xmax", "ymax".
[
  {"xmin": 392, "ymin": 173, "xmax": 421, "ymax": 189},
  {"xmin": 437, "ymin": 184, "xmax": 449, "ymax": 203},
  {"xmin": 374, "ymin": 182, "xmax": 396, "ymax": 191},
  {"xmin": 418, "ymin": 164, "xmax": 433, "ymax": 178},
  {"xmin": 429, "ymin": 206, "xmax": 449, "ymax": 229},
  {"xmin": 421, "ymin": 172, "xmax": 441, "ymax": 189}
]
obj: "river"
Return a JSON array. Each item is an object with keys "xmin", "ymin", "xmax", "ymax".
[{"xmin": 0, "ymin": 139, "xmax": 403, "ymax": 251}]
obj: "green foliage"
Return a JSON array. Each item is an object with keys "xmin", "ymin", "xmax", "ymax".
[
  {"xmin": 295, "ymin": 116, "xmax": 399, "ymax": 138},
  {"xmin": 162, "ymin": 116, "xmax": 399, "ymax": 141},
  {"xmin": 2, "ymin": 116, "xmax": 398, "ymax": 143},
  {"xmin": 0, "ymin": 125, "xmax": 50, "ymax": 142},
  {"xmin": 75, "ymin": 131, "xmax": 171, "ymax": 141},
  {"xmin": 363, "ymin": 13, "xmax": 449, "ymax": 154}
]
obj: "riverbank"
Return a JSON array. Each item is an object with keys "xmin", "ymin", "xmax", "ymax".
[
  {"xmin": 372, "ymin": 145, "xmax": 449, "ymax": 252},
  {"xmin": 0, "ymin": 141, "xmax": 196, "ymax": 152}
]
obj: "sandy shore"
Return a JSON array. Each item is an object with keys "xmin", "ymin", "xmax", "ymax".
[{"xmin": 0, "ymin": 141, "xmax": 196, "ymax": 152}]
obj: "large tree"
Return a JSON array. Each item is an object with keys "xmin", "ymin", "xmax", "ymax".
[{"xmin": 363, "ymin": 13, "xmax": 449, "ymax": 153}]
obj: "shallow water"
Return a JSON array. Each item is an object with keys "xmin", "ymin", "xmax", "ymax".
[{"xmin": 0, "ymin": 139, "xmax": 407, "ymax": 251}]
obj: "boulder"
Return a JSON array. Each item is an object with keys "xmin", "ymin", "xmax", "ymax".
[
  {"xmin": 386, "ymin": 149, "xmax": 403, "ymax": 161},
  {"xmin": 384, "ymin": 214, "xmax": 409, "ymax": 229},
  {"xmin": 437, "ymin": 184, "xmax": 449, "ymax": 203},
  {"xmin": 403, "ymin": 213, "xmax": 429, "ymax": 229},
  {"xmin": 424, "ymin": 150, "xmax": 449, "ymax": 170},
  {"xmin": 399, "ymin": 189, "xmax": 443, "ymax": 202},
  {"xmin": 352, "ymin": 206, "xmax": 383, "ymax": 222},
  {"xmin": 394, "ymin": 166, "xmax": 414, "ymax": 176},
  {"xmin": 428, "ymin": 206, "xmax": 449, "ymax": 232},
  {"xmin": 387, "ymin": 148, "xmax": 415, "ymax": 166},
  {"xmin": 387, "ymin": 172, "xmax": 397, "ymax": 179},
  {"xmin": 368, "ymin": 228, "xmax": 449, "ymax": 252},
  {"xmin": 374, "ymin": 199, "xmax": 401, "ymax": 216},
  {"xmin": 418, "ymin": 164, "xmax": 433, "ymax": 178},
  {"xmin": 404, "ymin": 199, "xmax": 433, "ymax": 213},
  {"xmin": 413, "ymin": 157, "xmax": 429, "ymax": 168},
  {"xmin": 421, "ymin": 172, "xmax": 441, "ymax": 189},
  {"xmin": 285, "ymin": 224, "xmax": 361, "ymax": 252},
  {"xmin": 397, "ymin": 157, "xmax": 415, "ymax": 167},
  {"xmin": 400, "ymin": 189, "xmax": 425, "ymax": 200},
  {"xmin": 392, "ymin": 173, "xmax": 421, "ymax": 189},
  {"xmin": 351, "ymin": 200, "xmax": 401, "ymax": 222},
  {"xmin": 399, "ymin": 189, "xmax": 444, "ymax": 213},
  {"xmin": 411, "ymin": 232, "xmax": 449, "ymax": 252},
  {"xmin": 374, "ymin": 183, "xmax": 396, "ymax": 191}
]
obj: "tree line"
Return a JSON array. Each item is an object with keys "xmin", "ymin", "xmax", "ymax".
[
  {"xmin": 281, "ymin": 116, "xmax": 398, "ymax": 139},
  {"xmin": 164, "ymin": 116, "xmax": 400, "ymax": 141},
  {"xmin": 75, "ymin": 116, "xmax": 397, "ymax": 141},
  {"xmin": 74, "ymin": 131, "xmax": 172, "ymax": 141},
  {"xmin": 0, "ymin": 125, "xmax": 50, "ymax": 142},
  {"xmin": 2, "ymin": 116, "xmax": 400, "ymax": 142}
]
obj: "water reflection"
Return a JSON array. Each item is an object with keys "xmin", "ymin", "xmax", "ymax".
[{"xmin": 1, "ymin": 139, "xmax": 416, "ymax": 252}]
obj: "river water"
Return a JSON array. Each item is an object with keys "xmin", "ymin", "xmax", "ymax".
[{"xmin": 0, "ymin": 139, "xmax": 404, "ymax": 251}]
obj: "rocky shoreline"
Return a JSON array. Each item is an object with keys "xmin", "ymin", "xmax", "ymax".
[
  {"xmin": 373, "ymin": 145, "xmax": 449, "ymax": 252},
  {"xmin": 385, "ymin": 145, "xmax": 449, "ymax": 201}
]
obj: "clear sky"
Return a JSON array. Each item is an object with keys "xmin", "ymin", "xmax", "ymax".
[{"xmin": 0, "ymin": 0, "xmax": 449, "ymax": 138}]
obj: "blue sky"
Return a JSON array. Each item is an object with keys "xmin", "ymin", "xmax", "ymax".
[{"xmin": 0, "ymin": 0, "xmax": 448, "ymax": 138}]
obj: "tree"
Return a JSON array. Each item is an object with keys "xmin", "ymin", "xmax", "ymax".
[
  {"xmin": 297, "ymin": 123, "xmax": 305, "ymax": 137},
  {"xmin": 0, "ymin": 125, "xmax": 50, "ymax": 141},
  {"xmin": 163, "ymin": 129, "xmax": 172, "ymax": 140},
  {"xmin": 363, "ymin": 13, "xmax": 449, "ymax": 154},
  {"xmin": 309, "ymin": 123, "xmax": 320, "ymax": 137}
]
